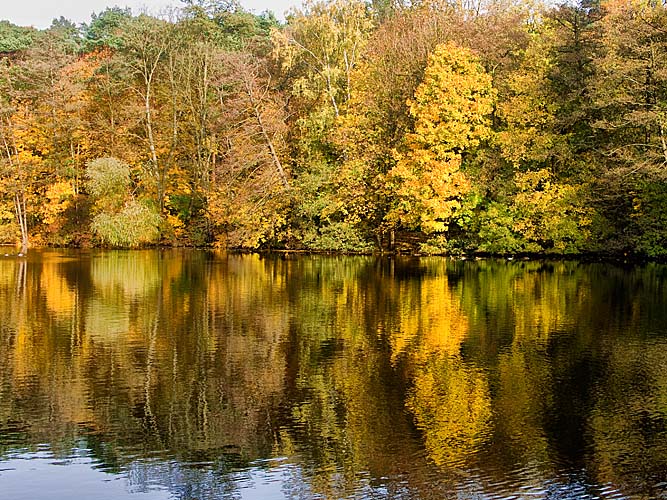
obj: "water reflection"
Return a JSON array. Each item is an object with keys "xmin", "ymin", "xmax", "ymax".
[{"xmin": 1, "ymin": 251, "xmax": 667, "ymax": 499}]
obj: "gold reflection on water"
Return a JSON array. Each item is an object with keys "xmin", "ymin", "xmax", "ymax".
[
  {"xmin": 0, "ymin": 253, "xmax": 666, "ymax": 498},
  {"xmin": 90, "ymin": 251, "xmax": 163, "ymax": 299},
  {"xmin": 389, "ymin": 271, "xmax": 468, "ymax": 362},
  {"xmin": 408, "ymin": 358, "xmax": 492, "ymax": 468},
  {"xmin": 0, "ymin": 251, "xmax": 291, "ymax": 456},
  {"xmin": 40, "ymin": 262, "xmax": 76, "ymax": 317},
  {"xmin": 384, "ymin": 259, "xmax": 492, "ymax": 468}
]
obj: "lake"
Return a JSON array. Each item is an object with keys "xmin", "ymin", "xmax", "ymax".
[{"xmin": 1, "ymin": 250, "xmax": 666, "ymax": 499}]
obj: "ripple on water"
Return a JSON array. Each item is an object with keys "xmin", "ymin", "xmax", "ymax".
[
  {"xmin": 0, "ymin": 447, "xmax": 174, "ymax": 500},
  {"xmin": 452, "ymin": 459, "xmax": 636, "ymax": 500}
]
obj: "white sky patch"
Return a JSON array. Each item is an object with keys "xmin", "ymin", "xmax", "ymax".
[{"xmin": 1, "ymin": 0, "xmax": 299, "ymax": 29}]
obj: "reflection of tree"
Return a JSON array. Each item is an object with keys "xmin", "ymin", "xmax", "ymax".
[
  {"xmin": 260, "ymin": 256, "xmax": 443, "ymax": 499},
  {"xmin": 453, "ymin": 260, "xmax": 667, "ymax": 495},
  {"xmin": 0, "ymin": 251, "xmax": 291, "ymax": 470},
  {"xmin": 587, "ymin": 334, "xmax": 667, "ymax": 496},
  {"xmin": 39, "ymin": 259, "xmax": 75, "ymax": 317},
  {"xmin": 388, "ymin": 258, "xmax": 469, "ymax": 362},
  {"xmin": 2, "ymin": 253, "xmax": 667, "ymax": 498},
  {"xmin": 90, "ymin": 250, "xmax": 162, "ymax": 299},
  {"xmin": 373, "ymin": 258, "xmax": 493, "ymax": 469},
  {"xmin": 447, "ymin": 260, "xmax": 592, "ymax": 480},
  {"xmin": 408, "ymin": 357, "xmax": 491, "ymax": 468},
  {"xmin": 493, "ymin": 349, "xmax": 551, "ymax": 466}
]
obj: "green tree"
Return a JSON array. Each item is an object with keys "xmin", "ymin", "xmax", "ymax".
[
  {"xmin": 82, "ymin": 7, "xmax": 133, "ymax": 51},
  {"xmin": 86, "ymin": 157, "xmax": 161, "ymax": 247},
  {"xmin": 0, "ymin": 21, "xmax": 37, "ymax": 54},
  {"xmin": 270, "ymin": 0, "xmax": 374, "ymax": 250},
  {"xmin": 477, "ymin": 22, "xmax": 594, "ymax": 255}
]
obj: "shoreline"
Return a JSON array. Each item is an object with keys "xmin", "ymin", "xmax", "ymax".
[{"xmin": 1, "ymin": 244, "xmax": 663, "ymax": 265}]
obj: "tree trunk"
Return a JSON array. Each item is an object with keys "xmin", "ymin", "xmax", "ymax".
[
  {"xmin": 2, "ymin": 127, "xmax": 29, "ymax": 254},
  {"xmin": 14, "ymin": 192, "xmax": 28, "ymax": 254}
]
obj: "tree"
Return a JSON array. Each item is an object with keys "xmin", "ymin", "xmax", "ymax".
[
  {"xmin": 117, "ymin": 15, "xmax": 176, "ymax": 213},
  {"xmin": 207, "ymin": 52, "xmax": 291, "ymax": 248},
  {"xmin": 86, "ymin": 157, "xmax": 161, "ymax": 247},
  {"xmin": 476, "ymin": 22, "xmax": 593, "ymax": 255},
  {"xmin": 386, "ymin": 42, "xmax": 494, "ymax": 236},
  {"xmin": 547, "ymin": 1, "xmax": 600, "ymax": 139},
  {"xmin": 508, "ymin": 169, "xmax": 592, "ymax": 254},
  {"xmin": 82, "ymin": 7, "xmax": 133, "ymax": 51},
  {"xmin": 587, "ymin": 0, "xmax": 667, "ymax": 255},
  {"xmin": 332, "ymin": 2, "xmax": 531, "ymax": 251},
  {"xmin": 0, "ymin": 27, "xmax": 78, "ymax": 252},
  {"xmin": 494, "ymin": 27, "xmax": 565, "ymax": 172},
  {"xmin": 592, "ymin": 0, "xmax": 667, "ymax": 174},
  {"xmin": 269, "ymin": 0, "xmax": 374, "ymax": 250},
  {"xmin": 0, "ymin": 21, "xmax": 37, "ymax": 55},
  {"xmin": 272, "ymin": 0, "xmax": 373, "ymax": 118}
]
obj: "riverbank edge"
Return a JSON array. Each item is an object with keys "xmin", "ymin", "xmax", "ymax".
[{"xmin": 2, "ymin": 244, "xmax": 664, "ymax": 265}]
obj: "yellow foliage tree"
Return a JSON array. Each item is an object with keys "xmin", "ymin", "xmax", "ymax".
[
  {"xmin": 386, "ymin": 42, "xmax": 495, "ymax": 235},
  {"xmin": 271, "ymin": 0, "xmax": 373, "ymax": 117}
]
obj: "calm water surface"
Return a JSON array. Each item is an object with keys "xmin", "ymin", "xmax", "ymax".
[{"xmin": 1, "ymin": 250, "xmax": 667, "ymax": 499}]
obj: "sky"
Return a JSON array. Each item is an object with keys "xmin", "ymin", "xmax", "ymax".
[{"xmin": 1, "ymin": 0, "xmax": 298, "ymax": 29}]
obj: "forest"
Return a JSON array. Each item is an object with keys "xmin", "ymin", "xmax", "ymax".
[{"xmin": 0, "ymin": 0, "xmax": 666, "ymax": 257}]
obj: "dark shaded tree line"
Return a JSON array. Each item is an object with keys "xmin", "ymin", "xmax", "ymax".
[{"xmin": 1, "ymin": 0, "xmax": 666, "ymax": 257}]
